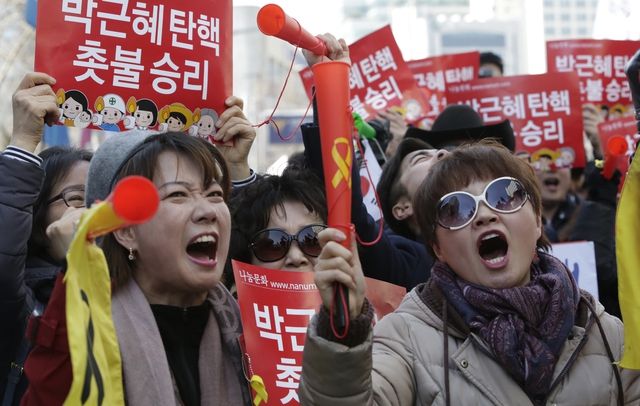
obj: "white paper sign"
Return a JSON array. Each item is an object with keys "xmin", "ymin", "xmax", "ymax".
[
  {"xmin": 359, "ymin": 139, "xmax": 383, "ymax": 221},
  {"xmin": 549, "ymin": 240, "xmax": 599, "ymax": 300}
]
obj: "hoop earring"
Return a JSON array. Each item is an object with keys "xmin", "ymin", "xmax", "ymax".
[{"xmin": 128, "ymin": 247, "xmax": 136, "ymax": 261}]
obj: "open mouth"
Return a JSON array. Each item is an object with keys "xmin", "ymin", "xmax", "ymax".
[
  {"xmin": 186, "ymin": 234, "xmax": 217, "ymax": 263},
  {"xmin": 479, "ymin": 233, "xmax": 508, "ymax": 265},
  {"xmin": 543, "ymin": 178, "xmax": 559, "ymax": 187}
]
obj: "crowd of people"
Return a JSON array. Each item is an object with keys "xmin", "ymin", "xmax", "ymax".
[{"xmin": 1, "ymin": 31, "xmax": 639, "ymax": 406}]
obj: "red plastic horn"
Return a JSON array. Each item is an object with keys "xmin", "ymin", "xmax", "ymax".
[
  {"xmin": 313, "ymin": 59, "xmax": 353, "ymax": 331},
  {"xmin": 257, "ymin": 4, "xmax": 327, "ymax": 55},
  {"xmin": 86, "ymin": 176, "xmax": 159, "ymax": 240},
  {"xmin": 110, "ymin": 175, "xmax": 159, "ymax": 224},
  {"xmin": 312, "ymin": 60, "xmax": 353, "ymax": 248},
  {"xmin": 602, "ymin": 136, "xmax": 628, "ymax": 180}
]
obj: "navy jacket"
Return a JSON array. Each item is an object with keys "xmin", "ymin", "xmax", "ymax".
[
  {"xmin": 0, "ymin": 153, "xmax": 59, "ymax": 405},
  {"xmin": 301, "ymin": 123, "xmax": 432, "ymax": 291},
  {"xmin": 544, "ymin": 192, "xmax": 620, "ymax": 320}
]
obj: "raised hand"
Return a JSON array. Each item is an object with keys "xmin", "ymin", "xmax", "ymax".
[
  {"xmin": 214, "ymin": 96, "xmax": 256, "ymax": 181},
  {"xmin": 302, "ymin": 33, "xmax": 350, "ymax": 68},
  {"xmin": 11, "ymin": 72, "xmax": 59, "ymax": 153},
  {"xmin": 46, "ymin": 206, "xmax": 87, "ymax": 262},
  {"xmin": 314, "ymin": 228, "xmax": 366, "ymax": 319}
]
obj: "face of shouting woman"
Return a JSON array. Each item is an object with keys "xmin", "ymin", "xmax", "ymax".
[
  {"xmin": 432, "ymin": 178, "xmax": 541, "ymax": 290},
  {"xmin": 119, "ymin": 151, "xmax": 230, "ymax": 307}
]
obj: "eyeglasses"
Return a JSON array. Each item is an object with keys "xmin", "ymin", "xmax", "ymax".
[
  {"xmin": 249, "ymin": 224, "xmax": 327, "ymax": 262},
  {"xmin": 436, "ymin": 177, "xmax": 529, "ymax": 230},
  {"xmin": 46, "ymin": 186, "xmax": 86, "ymax": 208}
]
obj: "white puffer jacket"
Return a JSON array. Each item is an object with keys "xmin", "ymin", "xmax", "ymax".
[{"xmin": 299, "ymin": 283, "xmax": 640, "ymax": 405}]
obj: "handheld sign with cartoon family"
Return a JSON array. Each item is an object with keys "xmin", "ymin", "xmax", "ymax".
[{"xmin": 35, "ymin": 0, "xmax": 232, "ymax": 145}]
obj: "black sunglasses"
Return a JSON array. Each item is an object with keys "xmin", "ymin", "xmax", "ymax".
[
  {"xmin": 46, "ymin": 186, "xmax": 86, "ymax": 208},
  {"xmin": 436, "ymin": 177, "xmax": 529, "ymax": 230},
  {"xmin": 249, "ymin": 224, "xmax": 327, "ymax": 262}
]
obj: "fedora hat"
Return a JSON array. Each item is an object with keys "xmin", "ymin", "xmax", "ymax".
[{"xmin": 405, "ymin": 104, "xmax": 516, "ymax": 151}]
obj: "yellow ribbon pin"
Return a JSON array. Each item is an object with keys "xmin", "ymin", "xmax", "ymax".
[
  {"xmin": 250, "ymin": 375, "xmax": 268, "ymax": 405},
  {"xmin": 331, "ymin": 137, "xmax": 352, "ymax": 189}
]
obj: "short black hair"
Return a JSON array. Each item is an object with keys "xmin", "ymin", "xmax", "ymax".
[
  {"xmin": 223, "ymin": 167, "xmax": 327, "ymax": 289},
  {"xmin": 61, "ymin": 90, "xmax": 89, "ymax": 117},
  {"xmin": 28, "ymin": 146, "xmax": 93, "ymax": 258},
  {"xmin": 169, "ymin": 111, "xmax": 186, "ymax": 125},
  {"xmin": 480, "ymin": 51, "xmax": 504, "ymax": 74},
  {"xmin": 377, "ymin": 137, "xmax": 433, "ymax": 239},
  {"xmin": 136, "ymin": 99, "xmax": 158, "ymax": 126}
]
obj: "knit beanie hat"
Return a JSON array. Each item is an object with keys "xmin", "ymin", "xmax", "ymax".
[{"xmin": 85, "ymin": 129, "xmax": 157, "ymax": 207}]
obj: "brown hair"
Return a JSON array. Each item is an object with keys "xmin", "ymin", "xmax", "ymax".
[
  {"xmin": 413, "ymin": 139, "xmax": 550, "ymax": 258},
  {"xmin": 101, "ymin": 132, "xmax": 231, "ymax": 288}
]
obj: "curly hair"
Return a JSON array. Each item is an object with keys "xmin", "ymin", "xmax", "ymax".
[{"xmin": 223, "ymin": 167, "xmax": 327, "ymax": 289}]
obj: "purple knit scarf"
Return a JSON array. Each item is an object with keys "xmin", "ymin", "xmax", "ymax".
[{"xmin": 431, "ymin": 252, "xmax": 579, "ymax": 402}]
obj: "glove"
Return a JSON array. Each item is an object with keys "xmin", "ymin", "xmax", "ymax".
[{"xmin": 585, "ymin": 160, "xmax": 621, "ymax": 207}]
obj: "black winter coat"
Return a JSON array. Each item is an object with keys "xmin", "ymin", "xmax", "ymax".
[{"xmin": 0, "ymin": 153, "xmax": 60, "ymax": 405}]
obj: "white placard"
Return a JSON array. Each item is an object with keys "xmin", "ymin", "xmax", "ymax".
[
  {"xmin": 549, "ymin": 240, "xmax": 599, "ymax": 300},
  {"xmin": 360, "ymin": 139, "xmax": 383, "ymax": 221}
]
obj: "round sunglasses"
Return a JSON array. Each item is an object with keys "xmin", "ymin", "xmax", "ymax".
[
  {"xmin": 436, "ymin": 177, "xmax": 529, "ymax": 230},
  {"xmin": 249, "ymin": 224, "xmax": 327, "ymax": 262}
]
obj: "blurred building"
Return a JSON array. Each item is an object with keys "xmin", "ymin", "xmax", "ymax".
[
  {"xmin": 542, "ymin": 0, "xmax": 599, "ymax": 39},
  {"xmin": 0, "ymin": 0, "xmax": 36, "ymax": 148},
  {"xmin": 339, "ymin": 0, "xmax": 546, "ymax": 75}
]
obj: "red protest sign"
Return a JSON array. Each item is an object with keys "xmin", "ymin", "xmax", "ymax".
[
  {"xmin": 299, "ymin": 66, "xmax": 315, "ymax": 102},
  {"xmin": 298, "ymin": 26, "xmax": 430, "ymax": 126},
  {"xmin": 547, "ymin": 39, "xmax": 640, "ymax": 120},
  {"xmin": 407, "ymin": 51, "xmax": 479, "ymax": 128},
  {"xmin": 446, "ymin": 72, "xmax": 586, "ymax": 170},
  {"xmin": 35, "ymin": 0, "xmax": 232, "ymax": 143},
  {"xmin": 232, "ymin": 260, "xmax": 405, "ymax": 405},
  {"xmin": 598, "ymin": 116, "xmax": 640, "ymax": 191},
  {"xmin": 348, "ymin": 25, "xmax": 430, "ymax": 125}
]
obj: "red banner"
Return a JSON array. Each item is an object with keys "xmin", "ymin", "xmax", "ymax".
[
  {"xmin": 598, "ymin": 116, "xmax": 640, "ymax": 191},
  {"xmin": 547, "ymin": 39, "xmax": 640, "ymax": 121},
  {"xmin": 298, "ymin": 25, "xmax": 430, "ymax": 127},
  {"xmin": 233, "ymin": 260, "xmax": 406, "ymax": 405},
  {"xmin": 446, "ymin": 73, "xmax": 586, "ymax": 170},
  {"xmin": 407, "ymin": 51, "xmax": 479, "ymax": 128},
  {"xmin": 35, "ymin": 0, "xmax": 232, "ymax": 139}
]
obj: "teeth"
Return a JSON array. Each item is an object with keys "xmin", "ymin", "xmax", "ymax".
[
  {"xmin": 482, "ymin": 233, "xmax": 499, "ymax": 241},
  {"xmin": 194, "ymin": 235, "xmax": 216, "ymax": 244},
  {"xmin": 486, "ymin": 256, "xmax": 505, "ymax": 264}
]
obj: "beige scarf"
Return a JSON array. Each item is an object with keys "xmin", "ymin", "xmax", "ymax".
[{"xmin": 111, "ymin": 277, "xmax": 251, "ymax": 405}]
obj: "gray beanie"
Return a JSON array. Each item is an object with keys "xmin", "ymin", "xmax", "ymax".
[{"xmin": 85, "ymin": 129, "xmax": 158, "ymax": 207}]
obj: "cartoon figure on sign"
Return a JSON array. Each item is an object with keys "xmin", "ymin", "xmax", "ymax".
[
  {"xmin": 190, "ymin": 108, "xmax": 219, "ymax": 143},
  {"xmin": 556, "ymin": 147, "xmax": 576, "ymax": 168},
  {"xmin": 532, "ymin": 148, "xmax": 560, "ymax": 171},
  {"xmin": 515, "ymin": 150, "xmax": 532, "ymax": 164},
  {"xmin": 610, "ymin": 103, "xmax": 628, "ymax": 120},
  {"xmin": 92, "ymin": 94, "xmax": 128, "ymax": 132},
  {"xmin": 401, "ymin": 98, "xmax": 424, "ymax": 122},
  {"xmin": 158, "ymin": 103, "xmax": 198, "ymax": 133},
  {"xmin": 75, "ymin": 109, "xmax": 93, "ymax": 129},
  {"xmin": 124, "ymin": 98, "xmax": 158, "ymax": 131},
  {"xmin": 56, "ymin": 89, "xmax": 91, "ymax": 127}
]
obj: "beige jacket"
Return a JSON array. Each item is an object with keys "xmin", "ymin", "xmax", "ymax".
[{"xmin": 299, "ymin": 287, "xmax": 640, "ymax": 405}]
